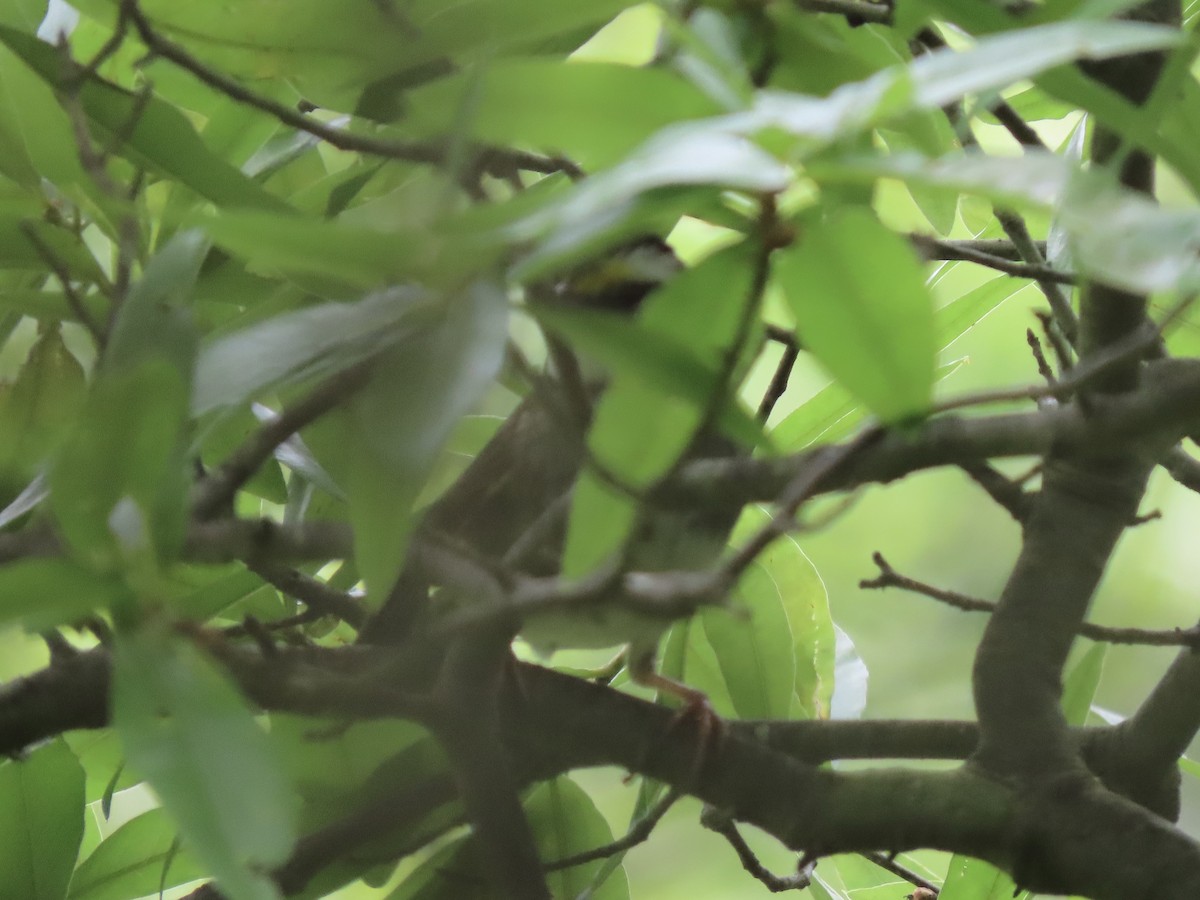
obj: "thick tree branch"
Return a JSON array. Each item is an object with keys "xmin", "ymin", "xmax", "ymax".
[{"xmin": 4, "ymin": 644, "xmax": 1200, "ymax": 895}]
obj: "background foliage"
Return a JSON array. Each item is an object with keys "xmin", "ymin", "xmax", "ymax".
[{"xmin": 0, "ymin": 0, "xmax": 1197, "ymax": 898}]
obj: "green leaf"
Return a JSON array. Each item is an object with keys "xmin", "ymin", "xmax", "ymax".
[
  {"xmin": 878, "ymin": 122, "xmax": 959, "ymax": 234},
  {"xmin": 902, "ymin": 20, "xmax": 1177, "ymax": 111},
  {"xmin": 777, "ymin": 209, "xmax": 935, "ymax": 423},
  {"xmin": 103, "ymin": 228, "xmax": 205, "ymax": 381},
  {"xmin": 0, "ymin": 25, "xmax": 287, "ymax": 212},
  {"xmin": 533, "ymin": 308, "xmax": 763, "ymax": 448},
  {"xmin": 1062, "ymin": 641, "xmax": 1106, "ymax": 726},
  {"xmin": 50, "ymin": 359, "xmax": 191, "ymax": 569},
  {"xmin": 0, "ymin": 557, "xmax": 130, "ymax": 631},
  {"xmin": 402, "ymin": 60, "xmax": 721, "ymax": 169},
  {"xmin": 702, "ymin": 563, "xmax": 795, "ymax": 720},
  {"xmin": 1057, "ymin": 174, "xmax": 1200, "ymax": 295},
  {"xmin": 338, "ymin": 281, "xmax": 507, "ymax": 599},
  {"xmin": 0, "ymin": 324, "xmax": 86, "ymax": 483},
  {"xmin": 0, "ymin": 739, "xmax": 85, "ymax": 900},
  {"xmin": 810, "ymin": 151, "xmax": 1069, "ymax": 215},
  {"xmin": 0, "ymin": 204, "xmax": 109, "ymax": 283},
  {"xmin": 718, "ymin": 20, "xmax": 1176, "ymax": 161},
  {"xmin": 386, "ymin": 777, "xmax": 628, "ymax": 900},
  {"xmin": 112, "ymin": 627, "xmax": 297, "ymax": 900},
  {"xmin": 71, "ymin": 0, "xmax": 629, "ymax": 111},
  {"xmin": 939, "ymin": 854, "xmax": 1027, "ymax": 900},
  {"xmin": 198, "ymin": 208, "xmax": 501, "ymax": 290},
  {"xmin": 560, "ymin": 472, "xmax": 640, "ymax": 579},
  {"xmin": 769, "ymin": 375, "xmax": 861, "ymax": 452},
  {"xmin": 0, "ymin": 43, "xmax": 88, "ymax": 189},
  {"xmin": 0, "ymin": 0, "xmax": 46, "ymax": 31},
  {"xmin": 826, "ymin": 151, "xmax": 1200, "ymax": 297},
  {"xmin": 192, "ymin": 286, "xmax": 428, "ymax": 417},
  {"xmin": 531, "ymin": 777, "xmax": 629, "ymax": 900},
  {"xmin": 695, "ymin": 506, "xmax": 832, "ymax": 720},
  {"xmin": 69, "ymin": 808, "xmax": 205, "ymax": 900},
  {"xmin": 512, "ymin": 122, "xmax": 790, "ymax": 262},
  {"xmin": 1180, "ymin": 755, "xmax": 1200, "ymax": 781},
  {"xmin": 936, "ymin": 276, "xmax": 1033, "ymax": 348},
  {"xmin": 559, "ymin": 243, "xmax": 763, "ymax": 575}
]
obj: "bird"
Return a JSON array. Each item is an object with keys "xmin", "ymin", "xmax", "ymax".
[{"xmin": 359, "ymin": 237, "xmax": 741, "ymax": 716}]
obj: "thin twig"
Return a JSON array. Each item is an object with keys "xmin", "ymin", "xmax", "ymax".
[
  {"xmin": 861, "ymin": 851, "xmax": 941, "ymax": 894},
  {"xmin": 1034, "ymin": 310, "xmax": 1074, "ymax": 374},
  {"xmin": 245, "ymin": 561, "xmax": 367, "ymax": 627},
  {"xmin": 958, "ymin": 461, "xmax": 1034, "ymax": 523},
  {"xmin": 193, "ymin": 360, "xmax": 375, "ymax": 519},
  {"xmin": 862, "ymin": 552, "xmax": 1200, "ymax": 647},
  {"xmin": 931, "ymin": 295, "xmax": 1193, "ymax": 415},
  {"xmin": 926, "ymin": 239, "xmax": 1045, "ymax": 262},
  {"xmin": 544, "ymin": 789, "xmax": 681, "ymax": 870},
  {"xmin": 701, "ymin": 807, "xmax": 813, "ymax": 892},
  {"xmin": 121, "ymin": 1, "xmax": 581, "ymax": 179},
  {"xmin": 911, "ymin": 234, "xmax": 1075, "ymax": 286},
  {"xmin": 720, "ymin": 426, "xmax": 883, "ymax": 585},
  {"xmin": 1026, "ymin": 328, "xmax": 1057, "ymax": 387},
  {"xmin": 17, "ymin": 223, "xmax": 106, "ymax": 344},
  {"xmin": 760, "ymin": 327, "xmax": 801, "ymax": 422}
]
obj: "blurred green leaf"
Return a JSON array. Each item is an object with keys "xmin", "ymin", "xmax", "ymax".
[
  {"xmin": 71, "ymin": 0, "xmax": 630, "ymax": 111},
  {"xmin": 0, "ymin": 324, "xmax": 86, "ymax": 483},
  {"xmin": 192, "ymin": 286, "xmax": 427, "ymax": 417},
  {"xmin": 198, "ymin": 208, "xmax": 501, "ymax": 290},
  {"xmin": 0, "ymin": 739, "xmax": 85, "ymax": 900},
  {"xmin": 0, "ymin": 0, "xmax": 46, "ymax": 31},
  {"xmin": 113, "ymin": 627, "xmax": 297, "ymax": 900},
  {"xmin": 777, "ymin": 209, "xmax": 935, "ymax": 422},
  {"xmin": 810, "ymin": 150, "xmax": 1069, "ymax": 211},
  {"xmin": 0, "ymin": 25, "xmax": 288, "ymax": 212},
  {"xmin": 50, "ymin": 359, "xmax": 191, "ymax": 569},
  {"xmin": 559, "ymin": 243, "xmax": 762, "ymax": 575},
  {"xmin": 337, "ymin": 281, "xmax": 507, "ymax": 599},
  {"xmin": 0, "ymin": 43, "xmax": 87, "ymax": 189},
  {"xmin": 0, "ymin": 557, "xmax": 130, "ymax": 631},
  {"xmin": 386, "ymin": 776, "xmax": 628, "ymax": 900},
  {"xmin": 513, "ymin": 123, "xmax": 790, "ymax": 267},
  {"xmin": 403, "ymin": 60, "xmax": 721, "ymax": 169},
  {"xmin": 0, "ymin": 205, "xmax": 108, "ymax": 282},
  {"xmin": 69, "ymin": 808, "xmax": 205, "ymax": 900},
  {"xmin": 103, "ymin": 228, "xmax": 205, "ymax": 381}
]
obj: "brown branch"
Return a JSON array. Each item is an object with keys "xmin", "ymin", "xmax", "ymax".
[
  {"xmin": 911, "ymin": 234, "xmax": 1075, "ymax": 286},
  {"xmin": 701, "ymin": 807, "xmax": 813, "ymax": 892},
  {"xmin": 926, "ymin": 239, "xmax": 1046, "ymax": 262},
  {"xmin": 244, "ymin": 561, "xmax": 367, "ymax": 627}
]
